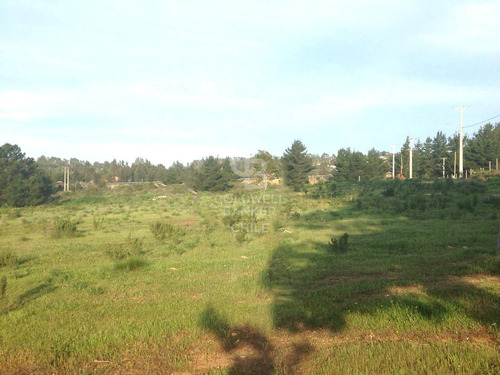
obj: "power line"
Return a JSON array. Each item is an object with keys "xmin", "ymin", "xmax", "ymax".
[{"xmin": 464, "ymin": 114, "xmax": 500, "ymax": 129}]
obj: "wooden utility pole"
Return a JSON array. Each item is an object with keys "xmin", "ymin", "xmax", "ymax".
[
  {"xmin": 400, "ymin": 154, "xmax": 403, "ymax": 177},
  {"xmin": 392, "ymin": 145, "xmax": 396, "ymax": 179},
  {"xmin": 63, "ymin": 166, "xmax": 70, "ymax": 192},
  {"xmin": 454, "ymin": 106, "xmax": 467, "ymax": 178},
  {"xmin": 409, "ymin": 137, "xmax": 415, "ymax": 179},
  {"xmin": 497, "ymin": 223, "xmax": 500, "ymax": 254},
  {"xmin": 454, "ymin": 152, "xmax": 457, "ymax": 178}
]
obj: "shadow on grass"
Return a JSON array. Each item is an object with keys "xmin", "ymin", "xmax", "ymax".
[
  {"xmin": 1, "ymin": 282, "xmax": 56, "ymax": 316},
  {"xmin": 200, "ymin": 304, "xmax": 274, "ymax": 375},
  {"xmin": 262, "ymin": 225, "xmax": 500, "ymax": 334},
  {"xmin": 201, "ymin": 207, "xmax": 500, "ymax": 372}
]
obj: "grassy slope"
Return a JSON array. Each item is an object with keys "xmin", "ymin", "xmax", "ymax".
[{"xmin": 0, "ymin": 180, "xmax": 499, "ymax": 374}]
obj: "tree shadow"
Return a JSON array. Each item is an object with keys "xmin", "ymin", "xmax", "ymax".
[
  {"xmin": 262, "ymin": 222, "xmax": 500, "ymax": 334},
  {"xmin": 200, "ymin": 303, "xmax": 274, "ymax": 375},
  {"xmin": 1, "ymin": 282, "xmax": 56, "ymax": 316},
  {"xmin": 200, "ymin": 207, "xmax": 499, "ymax": 372}
]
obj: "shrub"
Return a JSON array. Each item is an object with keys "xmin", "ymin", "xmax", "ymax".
[
  {"xmin": 235, "ymin": 231, "xmax": 247, "ymax": 243},
  {"xmin": 328, "ymin": 232, "xmax": 349, "ymax": 253},
  {"xmin": 106, "ymin": 233, "xmax": 143, "ymax": 260},
  {"xmin": 150, "ymin": 220, "xmax": 185, "ymax": 244},
  {"xmin": 51, "ymin": 218, "xmax": 78, "ymax": 238},
  {"xmin": 0, "ymin": 250, "xmax": 18, "ymax": 267},
  {"xmin": 93, "ymin": 215, "xmax": 104, "ymax": 230},
  {"xmin": 114, "ymin": 257, "xmax": 148, "ymax": 271},
  {"xmin": 0, "ymin": 276, "xmax": 6, "ymax": 298},
  {"xmin": 222, "ymin": 210, "xmax": 242, "ymax": 228}
]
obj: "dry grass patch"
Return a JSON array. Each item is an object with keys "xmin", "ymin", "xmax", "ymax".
[
  {"xmin": 451, "ymin": 274, "xmax": 500, "ymax": 293},
  {"xmin": 387, "ymin": 283, "xmax": 425, "ymax": 296}
]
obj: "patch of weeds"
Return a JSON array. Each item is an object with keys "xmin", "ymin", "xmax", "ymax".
[
  {"xmin": 46, "ymin": 269, "xmax": 74, "ymax": 284},
  {"xmin": 72, "ymin": 281, "xmax": 90, "ymax": 291},
  {"xmin": 201, "ymin": 211, "xmax": 218, "ymax": 233},
  {"xmin": 89, "ymin": 286, "xmax": 105, "ymax": 296},
  {"xmin": 182, "ymin": 238, "xmax": 200, "ymax": 251},
  {"xmin": 51, "ymin": 218, "xmax": 79, "ymax": 238},
  {"xmin": 14, "ymin": 269, "xmax": 29, "ymax": 279},
  {"xmin": 235, "ymin": 231, "xmax": 247, "ymax": 243},
  {"xmin": 149, "ymin": 220, "xmax": 185, "ymax": 244},
  {"xmin": 0, "ymin": 250, "xmax": 19, "ymax": 268},
  {"xmin": 106, "ymin": 233, "xmax": 144, "ymax": 260},
  {"xmin": 93, "ymin": 215, "xmax": 104, "ymax": 230},
  {"xmin": 222, "ymin": 210, "xmax": 242, "ymax": 228},
  {"xmin": 457, "ymin": 198, "xmax": 475, "ymax": 213},
  {"xmin": 35, "ymin": 217, "xmax": 49, "ymax": 231},
  {"xmin": 328, "ymin": 232, "xmax": 349, "ymax": 253},
  {"xmin": 7, "ymin": 209, "xmax": 21, "ymax": 220},
  {"xmin": 1, "ymin": 276, "xmax": 7, "ymax": 299},
  {"xmin": 114, "ymin": 257, "xmax": 148, "ymax": 271},
  {"xmin": 272, "ymin": 216, "xmax": 284, "ymax": 232}
]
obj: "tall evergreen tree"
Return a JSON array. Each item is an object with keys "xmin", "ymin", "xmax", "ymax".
[
  {"xmin": 431, "ymin": 131, "xmax": 451, "ymax": 177},
  {"xmin": 0, "ymin": 144, "xmax": 53, "ymax": 207},
  {"xmin": 281, "ymin": 140, "xmax": 313, "ymax": 187},
  {"xmin": 467, "ymin": 123, "xmax": 500, "ymax": 170},
  {"xmin": 193, "ymin": 156, "xmax": 236, "ymax": 191},
  {"xmin": 365, "ymin": 148, "xmax": 389, "ymax": 179}
]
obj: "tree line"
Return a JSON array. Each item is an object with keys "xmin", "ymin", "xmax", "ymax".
[{"xmin": 1, "ymin": 123, "xmax": 498, "ymax": 206}]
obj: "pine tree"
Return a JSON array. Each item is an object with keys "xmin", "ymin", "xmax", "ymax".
[
  {"xmin": 281, "ymin": 140, "xmax": 313, "ymax": 188},
  {"xmin": 193, "ymin": 156, "xmax": 236, "ymax": 191},
  {"xmin": 0, "ymin": 144, "xmax": 53, "ymax": 207}
]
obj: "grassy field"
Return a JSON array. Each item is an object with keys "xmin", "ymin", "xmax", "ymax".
[{"xmin": 0, "ymin": 179, "xmax": 499, "ymax": 374}]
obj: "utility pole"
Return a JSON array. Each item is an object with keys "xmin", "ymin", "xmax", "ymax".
[
  {"xmin": 400, "ymin": 154, "xmax": 403, "ymax": 178},
  {"xmin": 453, "ymin": 106, "xmax": 467, "ymax": 178},
  {"xmin": 409, "ymin": 137, "xmax": 415, "ymax": 179},
  {"xmin": 441, "ymin": 158, "xmax": 447, "ymax": 179},
  {"xmin": 454, "ymin": 152, "xmax": 457, "ymax": 178},
  {"xmin": 392, "ymin": 145, "xmax": 396, "ymax": 179},
  {"xmin": 63, "ymin": 166, "xmax": 70, "ymax": 192}
]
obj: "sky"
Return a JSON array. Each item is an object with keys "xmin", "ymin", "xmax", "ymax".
[{"xmin": 1, "ymin": 0, "xmax": 499, "ymax": 166}]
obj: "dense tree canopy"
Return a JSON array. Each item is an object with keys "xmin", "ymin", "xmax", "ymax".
[
  {"xmin": 0, "ymin": 144, "xmax": 53, "ymax": 207},
  {"xmin": 25, "ymin": 122, "xmax": 499, "ymax": 193},
  {"xmin": 335, "ymin": 148, "xmax": 388, "ymax": 181},
  {"xmin": 192, "ymin": 156, "xmax": 236, "ymax": 192},
  {"xmin": 393, "ymin": 123, "xmax": 499, "ymax": 179}
]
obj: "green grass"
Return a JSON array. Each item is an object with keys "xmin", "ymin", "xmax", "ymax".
[{"xmin": 0, "ymin": 180, "xmax": 499, "ymax": 374}]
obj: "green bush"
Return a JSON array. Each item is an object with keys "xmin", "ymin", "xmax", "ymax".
[
  {"xmin": 106, "ymin": 233, "xmax": 144, "ymax": 260},
  {"xmin": 114, "ymin": 257, "xmax": 148, "ymax": 271},
  {"xmin": 0, "ymin": 250, "xmax": 19, "ymax": 267},
  {"xmin": 93, "ymin": 215, "xmax": 104, "ymax": 230},
  {"xmin": 0, "ymin": 276, "xmax": 6, "ymax": 298},
  {"xmin": 150, "ymin": 220, "xmax": 185, "ymax": 244},
  {"xmin": 328, "ymin": 232, "xmax": 349, "ymax": 253},
  {"xmin": 51, "ymin": 218, "xmax": 78, "ymax": 238}
]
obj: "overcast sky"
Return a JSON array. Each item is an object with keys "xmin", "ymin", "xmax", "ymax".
[{"xmin": 1, "ymin": 0, "xmax": 499, "ymax": 165}]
